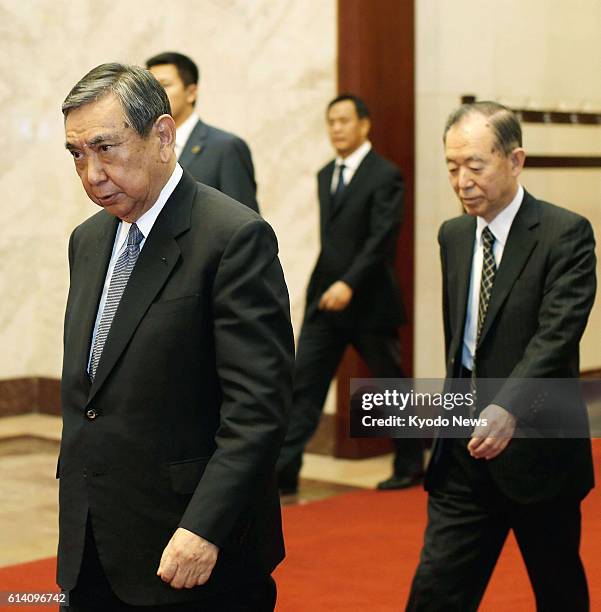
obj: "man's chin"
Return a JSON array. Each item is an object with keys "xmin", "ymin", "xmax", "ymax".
[
  {"xmin": 461, "ymin": 199, "xmax": 482, "ymax": 216},
  {"xmin": 94, "ymin": 200, "xmax": 131, "ymax": 220}
]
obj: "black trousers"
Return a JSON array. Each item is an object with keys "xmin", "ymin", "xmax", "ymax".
[
  {"xmin": 406, "ymin": 439, "xmax": 589, "ymax": 611},
  {"xmin": 276, "ymin": 311, "xmax": 423, "ymax": 483},
  {"xmin": 62, "ymin": 519, "xmax": 276, "ymax": 611}
]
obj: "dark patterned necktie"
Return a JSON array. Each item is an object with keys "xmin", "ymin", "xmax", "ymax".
[
  {"xmin": 476, "ymin": 226, "xmax": 497, "ymax": 343},
  {"xmin": 89, "ymin": 223, "xmax": 144, "ymax": 381},
  {"xmin": 471, "ymin": 226, "xmax": 496, "ymax": 410}
]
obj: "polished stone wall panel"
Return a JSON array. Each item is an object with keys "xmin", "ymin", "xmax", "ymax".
[
  {"xmin": 0, "ymin": 0, "xmax": 336, "ymax": 378},
  {"xmin": 416, "ymin": 0, "xmax": 601, "ymax": 375}
]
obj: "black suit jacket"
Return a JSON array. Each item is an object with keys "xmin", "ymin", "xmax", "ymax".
[
  {"xmin": 428, "ymin": 191, "xmax": 596, "ymax": 503},
  {"xmin": 179, "ymin": 118, "xmax": 259, "ymax": 212},
  {"xmin": 305, "ymin": 149, "xmax": 406, "ymax": 330},
  {"xmin": 57, "ymin": 171, "xmax": 294, "ymax": 605}
]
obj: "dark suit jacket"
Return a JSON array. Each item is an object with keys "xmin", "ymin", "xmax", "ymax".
[
  {"xmin": 428, "ymin": 190, "xmax": 596, "ymax": 503},
  {"xmin": 305, "ymin": 149, "xmax": 406, "ymax": 330},
  {"xmin": 179, "ymin": 118, "xmax": 259, "ymax": 212},
  {"xmin": 57, "ymin": 171, "xmax": 294, "ymax": 605}
]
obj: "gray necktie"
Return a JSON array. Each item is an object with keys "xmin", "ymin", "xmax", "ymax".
[{"xmin": 89, "ymin": 223, "xmax": 144, "ymax": 381}]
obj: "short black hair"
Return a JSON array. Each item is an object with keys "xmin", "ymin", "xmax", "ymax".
[
  {"xmin": 444, "ymin": 101, "xmax": 522, "ymax": 156},
  {"xmin": 327, "ymin": 93, "xmax": 370, "ymax": 119},
  {"xmin": 146, "ymin": 51, "xmax": 199, "ymax": 87}
]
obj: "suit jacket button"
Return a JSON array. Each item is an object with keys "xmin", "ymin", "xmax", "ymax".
[{"xmin": 86, "ymin": 409, "xmax": 97, "ymax": 420}]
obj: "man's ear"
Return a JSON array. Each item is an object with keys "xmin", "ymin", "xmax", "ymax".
[
  {"xmin": 155, "ymin": 114, "xmax": 176, "ymax": 162},
  {"xmin": 360, "ymin": 117, "xmax": 371, "ymax": 139},
  {"xmin": 510, "ymin": 147, "xmax": 526, "ymax": 177},
  {"xmin": 186, "ymin": 83, "xmax": 198, "ymax": 106}
]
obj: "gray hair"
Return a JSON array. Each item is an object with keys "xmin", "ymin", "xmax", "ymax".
[
  {"xmin": 443, "ymin": 101, "xmax": 522, "ymax": 156},
  {"xmin": 62, "ymin": 63, "xmax": 171, "ymax": 138}
]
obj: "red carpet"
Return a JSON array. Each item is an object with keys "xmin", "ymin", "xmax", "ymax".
[
  {"xmin": 274, "ymin": 439, "xmax": 601, "ymax": 611},
  {"xmin": 1, "ymin": 441, "xmax": 600, "ymax": 611}
]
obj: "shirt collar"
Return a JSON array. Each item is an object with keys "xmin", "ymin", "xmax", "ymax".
[
  {"xmin": 119, "ymin": 163, "xmax": 183, "ymax": 243},
  {"xmin": 335, "ymin": 140, "xmax": 372, "ymax": 171},
  {"xmin": 476, "ymin": 184, "xmax": 524, "ymax": 247},
  {"xmin": 176, "ymin": 113, "xmax": 199, "ymax": 151}
]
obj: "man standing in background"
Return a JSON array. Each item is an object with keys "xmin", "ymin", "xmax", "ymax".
[
  {"xmin": 147, "ymin": 51, "xmax": 259, "ymax": 212},
  {"xmin": 276, "ymin": 94, "xmax": 424, "ymax": 495},
  {"xmin": 407, "ymin": 101, "xmax": 596, "ymax": 611}
]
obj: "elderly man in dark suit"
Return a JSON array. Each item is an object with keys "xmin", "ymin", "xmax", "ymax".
[
  {"xmin": 276, "ymin": 94, "xmax": 424, "ymax": 494},
  {"xmin": 58, "ymin": 63, "xmax": 293, "ymax": 611},
  {"xmin": 146, "ymin": 52, "xmax": 259, "ymax": 212},
  {"xmin": 406, "ymin": 101, "xmax": 596, "ymax": 611}
]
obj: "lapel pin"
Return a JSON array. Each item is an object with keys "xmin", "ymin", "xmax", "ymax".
[
  {"xmin": 161, "ymin": 257, "xmax": 168, "ymax": 264},
  {"xmin": 191, "ymin": 145, "xmax": 202, "ymax": 154}
]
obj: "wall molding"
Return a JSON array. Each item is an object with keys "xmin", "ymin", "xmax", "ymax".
[
  {"xmin": 582, "ymin": 368, "xmax": 601, "ymax": 379},
  {"xmin": 461, "ymin": 95, "xmax": 601, "ymax": 126},
  {"xmin": 1, "ymin": 370, "xmax": 597, "ymax": 449},
  {"xmin": 0, "ymin": 377, "xmax": 61, "ymax": 417},
  {"xmin": 526, "ymin": 156, "xmax": 601, "ymax": 169}
]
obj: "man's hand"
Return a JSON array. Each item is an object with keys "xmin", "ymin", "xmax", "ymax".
[
  {"xmin": 157, "ymin": 527, "xmax": 219, "ymax": 589},
  {"xmin": 318, "ymin": 281, "xmax": 353, "ymax": 311},
  {"xmin": 467, "ymin": 404, "xmax": 516, "ymax": 460}
]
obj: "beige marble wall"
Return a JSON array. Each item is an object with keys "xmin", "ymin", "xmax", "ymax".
[
  {"xmin": 0, "ymin": 0, "xmax": 336, "ymax": 379},
  {"xmin": 415, "ymin": 0, "xmax": 601, "ymax": 376}
]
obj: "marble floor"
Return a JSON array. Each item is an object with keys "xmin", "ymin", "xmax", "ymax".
[{"xmin": 0, "ymin": 414, "xmax": 395, "ymax": 568}]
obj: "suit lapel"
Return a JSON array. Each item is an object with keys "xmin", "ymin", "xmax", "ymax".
[
  {"xmin": 179, "ymin": 119, "xmax": 208, "ymax": 167},
  {"xmin": 451, "ymin": 217, "xmax": 476, "ymax": 355},
  {"xmin": 329, "ymin": 150, "xmax": 375, "ymax": 221},
  {"xmin": 86, "ymin": 173, "xmax": 197, "ymax": 405},
  {"xmin": 477, "ymin": 192, "xmax": 539, "ymax": 347},
  {"xmin": 319, "ymin": 162, "xmax": 335, "ymax": 229},
  {"xmin": 69, "ymin": 215, "xmax": 119, "ymax": 376}
]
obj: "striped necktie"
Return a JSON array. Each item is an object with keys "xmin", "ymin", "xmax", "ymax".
[{"xmin": 89, "ymin": 223, "xmax": 144, "ymax": 381}]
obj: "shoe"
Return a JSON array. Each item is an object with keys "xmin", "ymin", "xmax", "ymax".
[
  {"xmin": 376, "ymin": 473, "xmax": 423, "ymax": 490},
  {"xmin": 278, "ymin": 482, "xmax": 298, "ymax": 496},
  {"xmin": 277, "ymin": 474, "xmax": 298, "ymax": 495}
]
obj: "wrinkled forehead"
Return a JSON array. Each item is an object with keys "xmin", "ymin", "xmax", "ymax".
[
  {"xmin": 445, "ymin": 116, "xmax": 497, "ymax": 160},
  {"xmin": 64, "ymin": 94, "xmax": 130, "ymax": 141}
]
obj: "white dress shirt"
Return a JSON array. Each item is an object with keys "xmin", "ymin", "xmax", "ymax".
[
  {"xmin": 88, "ymin": 163, "xmax": 184, "ymax": 369},
  {"xmin": 330, "ymin": 140, "xmax": 372, "ymax": 193},
  {"xmin": 175, "ymin": 113, "xmax": 199, "ymax": 159},
  {"xmin": 462, "ymin": 184, "xmax": 524, "ymax": 370}
]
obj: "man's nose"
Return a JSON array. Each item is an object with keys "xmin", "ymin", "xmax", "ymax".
[
  {"xmin": 457, "ymin": 167, "xmax": 473, "ymax": 190},
  {"xmin": 86, "ymin": 155, "xmax": 107, "ymax": 185}
]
